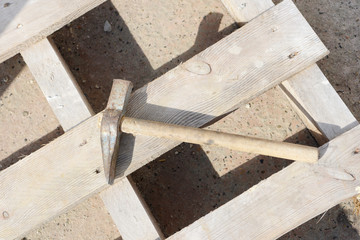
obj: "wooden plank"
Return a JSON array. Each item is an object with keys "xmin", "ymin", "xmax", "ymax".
[
  {"xmin": 221, "ymin": 0, "xmax": 274, "ymax": 22},
  {"xmin": 21, "ymin": 38, "xmax": 93, "ymax": 131},
  {"xmin": 222, "ymin": 0, "xmax": 358, "ymax": 144},
  {"xmin": 100, "ymin": 178, "xmax": 163, "ymax": 240},
  {"xmin": 168, "ymin": 124, "xmax": 360, "ymax": 240},
  {"xmin": 0, "ymin": 1, "xmax": 328, "ymax": 238},
  {"xmin": 121, "ymin": 117, "xmax": 319, "ymax": 163},
  {"xmin": 280, "ymin": 65, "xmax": 358, "ymax": 141},
  {"xmin": 21, "ymin": 38, "xmax": 162, "ymax": 240},
  {"xmin": 0, "ymin": 0, "xmax": 106, "ymax": 64}
]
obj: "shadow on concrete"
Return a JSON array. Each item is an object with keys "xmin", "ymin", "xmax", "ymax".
[
  {"xmin": 131, "ymin": 127, "xmax": 359, "ymax": 239},
  {"xmin": 0, "ymin": 1, "xmax": 28, "ymax": 94},
  {"xmin": 50, "ymin": 1, "xmax": 236, "ymax": 113},
  {"xmin": 0, "ymin": 54, "xmax": 25, "ymax": 98},
  {"xmin": 1, "ymin": 0, "xmax": 236, "ymax": 170},
  {"xmin": 0, "ymin": 127, "xmax": 63, "ymax": 170}
]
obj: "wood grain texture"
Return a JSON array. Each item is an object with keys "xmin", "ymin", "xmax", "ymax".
[
  {"xmin": 168, "ymin": 125, "xmax": 360, "ymax": 240},
  {"xmin": 21, "ymin": 38, "xmax": 93, "ymax": 131},
  {"xmin": 0, "ymin": 1, "xmax": 328, "ymax": 238},
  {"xmin": 281, "ymin": 64, "xmax": 358, "ymax": 141},
  {"xmin": 221, "ymin": 0, "xmax": 274, "ymax": 22},
  {"xmin": 100, "ymin": 178, "xmax": 163, "ymax": 240},
  {"xmin": 0, "ymin": 0, "xmax": 106, "ymax": 64},
  {"xmin": 0, "ymin": 114, "xmax": 103, "ymax": 239},
  {"xmin": 21, "ymin": 39, "xmax": 162, "ymax": 240}
]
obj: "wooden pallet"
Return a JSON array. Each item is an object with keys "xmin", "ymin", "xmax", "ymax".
[{"xmin": 0, "ymin": 0, "xmax": 358, "ymax": 239}]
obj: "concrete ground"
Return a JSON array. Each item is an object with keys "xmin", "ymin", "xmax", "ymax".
[{"xmin": 0, "ymin": 0, "xmax": 359, "ymax": 239}]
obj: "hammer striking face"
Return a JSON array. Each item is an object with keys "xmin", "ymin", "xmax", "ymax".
[{"xmin": 100, "ymin": 80, "xmax": 133, "ymax": 184}]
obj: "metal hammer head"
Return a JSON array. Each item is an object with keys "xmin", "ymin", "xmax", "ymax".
[{"xmin": 101, "ymin": 79, "xmax": 133, "ymax": 184}]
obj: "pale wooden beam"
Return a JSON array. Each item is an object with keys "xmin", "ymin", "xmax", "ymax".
[
  {"xmin": 168, "ymin": 124, "xmax": 360, "ymax": 240},
  {"xmin": 100, "ymin": 178, "xmax": 163, "ymax": 240},
  {"xmin": 21, "ymin": 38, "xmax": 94, "ymax": 131},
  {"xmin": 0, "ymin": 1, "xmax": 328, "ymax": 238},
  {"xmin": 221, "ymin": 0, "xmax": 274, "ymax": 22},
  {"xmin": 280, "ymin": 65, "xmax": 358, "ymax": 142},
  {"xmin": 21, "ymin": 38, "xmax": 162, "ymax": 240},
  {"xmin": 0, "ymin": 0, "xmax": 106, "ymax": 64}
]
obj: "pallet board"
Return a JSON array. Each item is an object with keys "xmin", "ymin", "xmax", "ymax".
[
  {"xmin": 21, "ymin": 38, "xmax": 94, "ymax": 131},
  {"xmin": 0, "ymin": 0, "xmax": 106, "ymax": 64},
  {"xmin": 221, "ymin": 0, "xmax": 274, "ymax": 22},
  {"xmin": 281, "ymin": 65, "xmax": 358, "ymax": 141},
  {"xmin": 21, "ymin": 38, "xmax": 162, "ymax": 240},
  {"xmin": 168, "ymin": 124, "xmax": 360, "ymax": 240},
  {"xmin": 100, "ymin": 178, "xmax": 163, "ymax": 240},
  {"xmin": 0, "ymin": 1, "xmax": 329, "ymax": 238}
]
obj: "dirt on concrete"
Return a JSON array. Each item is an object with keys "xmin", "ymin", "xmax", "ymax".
[{"xmin": 0, "ymin": 0, "xmax": 359, "ymax": 239}]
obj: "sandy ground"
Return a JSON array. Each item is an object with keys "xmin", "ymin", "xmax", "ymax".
[{"xmin": 0, "ymin": 0, "xmax": 359, "ymax": 239}]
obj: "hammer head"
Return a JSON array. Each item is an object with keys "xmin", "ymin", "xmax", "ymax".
[{"xmin": 101, "ymin": 79, "xmax": 133, "ymax": 184}]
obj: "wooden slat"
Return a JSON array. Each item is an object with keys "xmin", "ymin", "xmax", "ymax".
[
  {"xmin": 21, "ymin": 38, "xmax": 162, "ymax": 240},
  {"xmin": 168, "ymin": 124, "xmax": 360, "ymax": 240},
  {"xmin": 0, "ymin": 0, "xmax": 106, "ymax": 64},
  {"xmin": 281, "ymin": 64, "xmax": 358, "ymax": 142},
  {"xmin": 21, "ymin": 38, "xmax": 93, "ymax": 131},
  {"xmin": 100, "ymin": 178, "xmax": 163, "ymax": 240},
  {"xmin": 0, "ymin": 1, "xmax": 328, "ymax": 238},
  {"xmin": 221, "ymin": 0, "xmax": 274, "ymax": 22}
]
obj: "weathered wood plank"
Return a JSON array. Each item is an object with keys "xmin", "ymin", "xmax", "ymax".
[
  {"xmin": 100, "ymin": 178, "xmax": 163, "ymax": 240},
  {"xmin": 0, "ymin": 0, "xmax": 106, "ymax": 64},
  {"xmin": 281, "ymin": 64, "xmax": 358, "ymax": 142},
  {"xmin": 168, "ymin": 125, "xmax": 360, "ymax": 240},
  {"xmin": 221, "ymin": 0, "xmax": 274, "ymax": 22},
  {"xmin": 0, "ymin": 1, "xmax": 328, "ymax": 238},
  {"xmin": 21, "ymin": 38, "xmax": 162, "ymax": 240},
  {"xmin": 21, "ymin": 38, "xmax": 93, "ymax": 131}
]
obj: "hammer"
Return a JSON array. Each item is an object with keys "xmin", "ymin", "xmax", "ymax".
[{"xmin": 101, "ymin": 79, "xmax": 318, "ymax": 184}]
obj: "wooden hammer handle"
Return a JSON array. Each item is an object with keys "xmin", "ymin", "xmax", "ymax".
[{"xmin": 121, "ymin": 117, "xmax": 318, "ymax": 163}]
